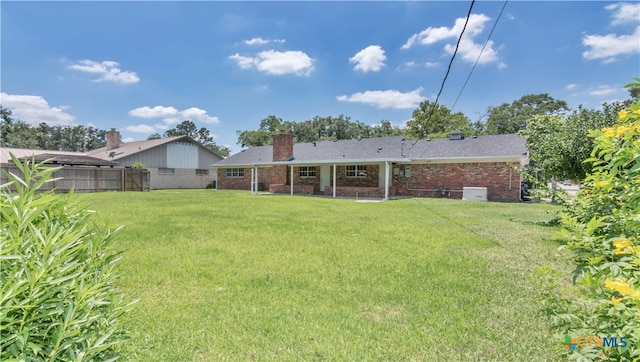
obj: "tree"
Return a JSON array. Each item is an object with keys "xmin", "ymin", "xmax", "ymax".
[
  {"xmin": 147, "ymin": 133, "xmax": 162, "ymax": 140},
  {"xmin": 164, "ymin": 120, "xmax": 230, "ymax": 157},
  {"xmin": 1, "ymin": 107, "xmax": 107, "ymax": 151},
  {"xmin": 405, "ymin": 100, "xmax": 471, "ymax": 139},
  {"xmin": 519, "ymin": 102, "xmax": 623, "ymax": 182},
  {"xmin": 485, "ymin": 93, "xmax": 569, "ymax": 134},
  {"xmin": 236, "ymin": 114, "xmax": 405, "ymax": 147}
]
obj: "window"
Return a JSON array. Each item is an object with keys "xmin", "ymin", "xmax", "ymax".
[
  {"xmin": 158, "ymin": 168, "xmax": 175, "ymax": 175},
  {"xmin": 299, "ymin": 166, "xmax": 317, "ymax": 178},
  {"xmin": 346, "ymin": 165, "xmax": 366, "ymax": 178},
  {"xmin": 195, "ymin": 169, "xmax": 209, "ymax": 175},
  {"xmin": 226, "ymin": 168, "xmax": 244, "ymax": 178}
]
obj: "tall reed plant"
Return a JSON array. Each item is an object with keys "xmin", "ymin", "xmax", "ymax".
[{"xmin": 0, "ymin": 155, "xmax": 134, "ymax": 361}]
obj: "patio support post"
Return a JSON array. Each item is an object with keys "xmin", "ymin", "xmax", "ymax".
[
  {"xmin": 255, "ymin": 167, "xmax": 259, "ymax": 193},
  {"xmin": 251, "ymin": 167, "xmax": 255, "ymax": 195},
  {"xmin": 384, "ymin": 161, "xmax": 389, "ymax": 200},
  {"xmin": 290, "ymin": 165, "xmax": 294, "ymax": 196},
  {"xmin": 332, "ymin": 164, "xmax": 336, "ymax": 198}
]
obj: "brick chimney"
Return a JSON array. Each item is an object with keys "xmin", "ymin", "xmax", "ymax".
[
  {"xmin": 106, "ymin": 128, "xmax": 121, "ymax": 150},
  {"xmin": 271, "ymin": 132, "xmax": 294, "ymax": 186},
  {"xmin": 272, "ymin": 132, "xmax": 293, "ymax": 161}
]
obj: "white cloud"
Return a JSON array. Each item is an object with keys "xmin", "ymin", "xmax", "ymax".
[
  {"xmin": 228, "ymin": 54, "xmax": 256, "ymax": 69},
  {"xmin": 336, "ymin": 88, "xmax": 425, "ymax": 109},
  {"xmin": 402, "ymin": 14, "xmax": 490, "ymax": 48},
  {"xmin": 605, "ymin": 2, "xmax": 640, "ymax": 25},
  {"xmin": 582, "ymin": 26, "xmax": 640, "ymax": 61},
  {"xmin": 566, "ymin": 83, "xmax": 578, "ymax": 90},
  {"xmin": 68, "ymin": 59, "xmax": 140, "ymax": 84},
  {"xmin": 128, "ymin": 105, "xmax": 220, "ymax": 132},
  {"xmin": 401, "ymin": 14, "xmax": 502, "ymax": 67},
  {"xmin": 0, "ymin": 92, "xmax": 75, "ymax": 125},
  {"xmin": 588, "ymin": 85, "xmax": 619, "ymax": 96},
  {"xmin": 124, "ymin": 124, "xmax": 156, "ymax": 133},
  {"xmin": 129, "ymin": 106, "xmax": 178, "ymax": 118},
  {"xmin": 582, "ymin": 3, "xmax": 640, "ymax": 62},
  {"xmin": 425, "ymin": 61, "xmax": 439, "ymax": 68},
  {"xmin": 444, "ymin": 38, "xmax": 499, "ymax": 64},
  {"xmin": 244, "ymin": 37, "xmax": 286, "ymax": 45},
  {"xmin": 180, "ymin": 107, "xmax": 220, "ymax": 124},
  {"xmin": 349, "ymin": 45, "xmax": 387, "ymax": 72},
  {"xmin": 229, "ymin": 50, "xmax": 314, "ymax": 76}
]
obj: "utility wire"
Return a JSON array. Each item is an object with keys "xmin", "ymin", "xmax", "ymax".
[
  {"xmin": 451, "ymin": 0, "xmax": 509, "ymax": 113},
  {"xmin": 412, "ymin": 0, "xmax": 476, "ymax": 147}
]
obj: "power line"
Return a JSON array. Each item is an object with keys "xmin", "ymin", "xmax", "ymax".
[
  {"xmin": 451, "ymin": 0, "xmax": 509, "ymax": 113},
  {"xmin": 412, "ymin": 0, "xmax": 476, "ymax": 146}
]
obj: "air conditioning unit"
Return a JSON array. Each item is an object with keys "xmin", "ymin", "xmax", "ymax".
[{"xmin": 462, "ymin": 187, "xmax": 487, "ymax": 201}]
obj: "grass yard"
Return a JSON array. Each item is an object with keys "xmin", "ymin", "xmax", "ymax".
[{"xmin": 84, "ymin": 190, "xmax": 566, "ymax": 361}]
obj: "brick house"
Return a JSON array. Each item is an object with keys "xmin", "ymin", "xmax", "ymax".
[{"xmin": 213, "ymin": 131, "xmax": 529, "ymax": 202}]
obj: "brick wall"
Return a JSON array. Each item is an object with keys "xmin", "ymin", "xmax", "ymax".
[
  {"xmin": 393, "ymin": 162, "xmax": 521, "ymax": 201},
  {"xmin": 217, "ymin": 167, "xmax": 277, "ymax": 191},
  {"xmin": 332, "ymin": 164, "xmax": 379, "ymax": 187},
  {"xmin": 218, "ymin": 161, "xmax": 522, "ymax": 201}
]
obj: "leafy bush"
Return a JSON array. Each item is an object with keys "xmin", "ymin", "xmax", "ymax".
[
  {"xmin": 0, "ymin": 156, "xmax": 135, "ymax": 361},
  {"xmin": 534, "ymin": 81, "xmax": 640, "ymax": 361},
  {"xmin": 130, "ymin": 162, "xmax": 146, "ymax": 170}
]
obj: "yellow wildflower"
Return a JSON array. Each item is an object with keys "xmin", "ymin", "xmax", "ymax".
[
  {"xmin": 605, "ymin": 280, "xmax": 632, "ymax": 295},
  {"xmin": 594, "ymin": 180, "xmax": 609, "ymax": 188},
  {"xmin": 614, "ymin": 238, "xmax": 631, "ymax": 249},
  {"xmin": 602, "ymin": 128, "xmax": 615, "ymax": 138},
  {"xmin": 616, "ymin": 125, "xmax": 631, "ymax": 136},
  {"xmin": 618, "ymin": 109, "xmax": 629, "ymax": 119},
  {"xmin": 611, "ymin": 296, "xmax": 624, "ymax": 306}
]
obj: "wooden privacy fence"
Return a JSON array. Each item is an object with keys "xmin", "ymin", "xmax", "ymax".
[{"xmin": 0, "ymin": 164, "xmax": 150, "ymax": 192}]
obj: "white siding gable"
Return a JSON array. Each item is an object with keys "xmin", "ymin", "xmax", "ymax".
[{"xmin": 167, "ymin": 142, "xmax": 198, "ymax": 169}]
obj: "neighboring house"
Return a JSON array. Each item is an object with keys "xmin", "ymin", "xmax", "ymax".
[
  {"xmin": 86, "ymin": 129, "xmax": 223, "ymax": 189},
  {"xmin": 214, "ymin": 131, "xmax": 529, "ymax": 202},
  {"xmin": 1, "ymin": 129, "xmax": 223, "ymax": 190}
]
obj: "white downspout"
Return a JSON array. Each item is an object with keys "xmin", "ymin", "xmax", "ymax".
[
  {"xmin": 255, "ymin": 167, "xmax": 259, "ymax": 193},
  {"xmin": 251, "ymin": 167, "xmax": 255, "ymax": 195},
  {"xmin": 384, "ymin": 161, "xmax": 389, "ymax": 200},
  {"xmin": 332, "ymin": 164, "xmax": 336, "ymax": 198}
]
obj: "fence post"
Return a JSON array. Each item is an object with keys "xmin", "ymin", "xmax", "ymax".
[{"xmin": 121, "ymin": 169, "xmax": 125, "ymax": 191}]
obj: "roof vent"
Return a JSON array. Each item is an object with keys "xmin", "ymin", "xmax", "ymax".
[{"xmin": 449, "ymin": 129, "xmax": 464, "ymax": 140}]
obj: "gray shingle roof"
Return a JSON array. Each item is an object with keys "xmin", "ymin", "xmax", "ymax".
[
  {"xmin": 86, "ymin": 136, "xmax": 188, "ymax": 160},
  {"xmin": 215, "ymin": 134, "xmax": 526, "ymax": 167}
]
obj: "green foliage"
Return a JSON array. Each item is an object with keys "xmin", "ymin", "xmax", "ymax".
[
  {"xmin": 534, "ymin": 92, "xmax": 640, "ymax": 360},
  {"xmin": 236, "ymin": 114, "xmax": 403, "ymax": 147},
  {"xmin": 0, "ymin": 155, "xmax": 135, "ymax": 361},
  {"xmin": 485, "ymin": 93, "xmax": 569, "ymax": 135},
  {"xmin": 130, "ymin": 162, "xmax": 146, "ymax": 170},
  {"xmin": 520, "ymin": 102, "xmax": 622, "ymax": 182},
  {"xmin": 405, "ymin": 100, "xmax": 471, "ymax": 139},
  {"xmin": 0, "ymin": 106, "xmax": 107, "ymax": 151}
]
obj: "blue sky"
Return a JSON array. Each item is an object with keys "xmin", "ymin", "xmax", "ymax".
[{"xmin": 2, "ymin": 1, "xmax": 639, "ymax": 153}]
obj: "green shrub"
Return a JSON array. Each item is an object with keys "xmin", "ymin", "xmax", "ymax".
[
  {"xmin": 534, "ymin": 82, "xmax": 640, "ymax": 361},
  {"xmin": 0, "ymin": 155, "xmax": 135, "ymax": 361}
]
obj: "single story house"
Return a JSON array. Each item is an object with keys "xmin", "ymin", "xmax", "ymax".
[
  {"xmin": 86, "ymin": 129, "xmax": 224, "ymax": 189},
  {"xmin": 213, "ymin": 131, "xmax": 529, "ymax": 202},
  {"xmin": 1, "ymin": 129, "xmax": 224, "ymax": 190}
]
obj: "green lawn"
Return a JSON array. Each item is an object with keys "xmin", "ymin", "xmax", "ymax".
[{"xmin": 84, "ymin": 190, "xmax": 565, "ymax": 361}]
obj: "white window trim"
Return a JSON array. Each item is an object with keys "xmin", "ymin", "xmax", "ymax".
[{"xmin": 346, "ymin": 165, "xmax": 367, "ymax": 178}]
